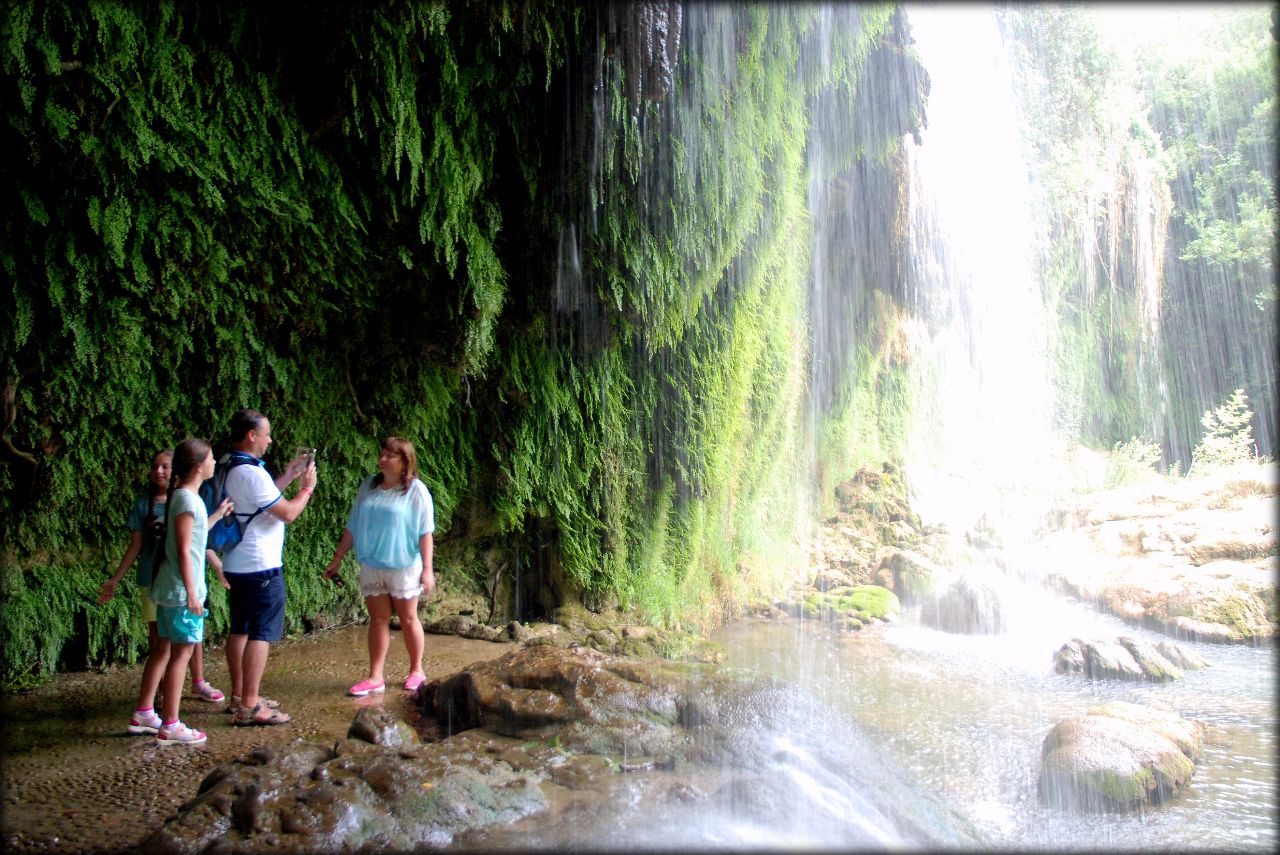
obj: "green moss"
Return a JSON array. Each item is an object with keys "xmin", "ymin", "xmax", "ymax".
[
  {"xmin": 844, "ymin": 585, "xmax": 899, "ymax": 619},
  {"xmin": 1088, "ymin": 768, "xmax": 1152, "ymax": 805}
]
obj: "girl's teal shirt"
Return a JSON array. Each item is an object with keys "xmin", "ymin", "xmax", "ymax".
[{"xmin": 150, "ymin": 487, "xmax": 209, "ymax": 607}]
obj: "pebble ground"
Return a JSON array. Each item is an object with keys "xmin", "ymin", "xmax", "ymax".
[{"xmin": 0, "ymin": 625, "xmax": 509, "ymax": 853}]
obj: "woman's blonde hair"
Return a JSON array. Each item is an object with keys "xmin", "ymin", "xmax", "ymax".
[{"xmin": 374, "ymin": 436, "xmax": 417, "ymax": 492}]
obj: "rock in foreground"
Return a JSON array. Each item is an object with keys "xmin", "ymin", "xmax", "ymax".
[
  {"xmin": 1038, "ymin": 701, "xmax": 1204, "ymax": 813},
  {"xmin": 143, "ymin": 646, "xmax": 982, "ymax": 852}
]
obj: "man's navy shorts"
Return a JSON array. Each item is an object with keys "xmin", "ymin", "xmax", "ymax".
[{"xmin": 226, "ymin": 567, "xmax": 285, "ymax": 642}]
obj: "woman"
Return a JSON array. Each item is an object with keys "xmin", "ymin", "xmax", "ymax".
[{"xmin": 323, "ymin": 437, "xmax": 435, "ymax": 696}]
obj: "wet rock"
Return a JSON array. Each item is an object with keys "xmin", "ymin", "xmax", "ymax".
[
  {"xmin": 1038, "ymin": 701, "xmax": 1203, "ymax": 812},
  {"xmin": 425, "ymin": 614, "xmax": 511, "ymax": 644},
  {"xmin": 1052, "ymin": 637, "xmax": 1195, "ymax": 681},
  {"xmin": 877, "ymin": 549, "xmax": 938, "ymax": 605},
  {"xmin": 426, "ymin": 614, "xmax": 475, "ymax": 636},
  {"xmin": 919, "ymin": 575, "xmax": 1005, "ymax": 634},
  {"xmin": 427, "ymin": 644, "xmax": 710, "ymax": 757},
  {"xmin": 1155, "ymin": 640, "xmax": 1207, "ymax": 671},
  {"xmin": 1032, "ymin": 462, "xmax": 1277, "ymax": 643},
  {"xmin": 515, "ymin": 621, "xmax": 573, "ymax": 646},
  {"xmin": 603, "ymin": 1, "xmax": 682, "ymax": 112},
  {"xmin": 142, "ymin": 728, "xmax": 546, "ymax": 853},
  {"xmin": 347, "ymin": 707, "xmax": 420, "ymax": 747}
]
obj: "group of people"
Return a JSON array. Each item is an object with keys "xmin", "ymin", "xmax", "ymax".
[{"xmin": 98, "ymin": 407, "xmax": 436, "ymax": 746}]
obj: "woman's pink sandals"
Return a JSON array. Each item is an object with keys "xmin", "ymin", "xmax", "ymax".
[
  {"xmin": 347, "ymin": 678, "xmax": 385, "ymax": 697},
  {"xmin": 403, "ymin": 673, "xmax": 426, "ymax": 693}
]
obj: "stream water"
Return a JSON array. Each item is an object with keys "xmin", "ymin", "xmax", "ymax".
[{"xmin": 714, "ymin": 578, "xmax": 1278, "ymax": 852}]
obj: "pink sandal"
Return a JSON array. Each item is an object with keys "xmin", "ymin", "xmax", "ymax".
[
  {"xmin": 156, "ymin": 721, "xmax": 207, "ymax": 745},
  {"xmin": 194, "ymin": 680, "xmax": 225, "ymax": 702},
  {"xmin": 403, "ymin": 673, "xmax": 426, "ymax": 693},
  {"xmin": 348, "ymin": 678, "xmax": 385, "ymax": 697}
]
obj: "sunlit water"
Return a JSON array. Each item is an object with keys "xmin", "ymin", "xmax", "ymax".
[{"xmin": 714, "ymin": 578, "xmax": 1278, "ymax": 852}]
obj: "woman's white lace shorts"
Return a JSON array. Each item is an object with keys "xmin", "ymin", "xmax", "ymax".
[{"xmin": 358, "ymin": 563, "xmax": 424, "ymax": 600}]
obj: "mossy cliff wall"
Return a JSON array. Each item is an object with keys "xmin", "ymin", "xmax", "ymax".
[{"xmin": 0, "ymin": 1, "xmax": 925, "ymax": 687}]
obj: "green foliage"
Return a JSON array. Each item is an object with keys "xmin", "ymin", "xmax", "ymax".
[
  {"xmin": 1104, "ymin": 437, "xmax": 1163, "ymax": 488},
  {"xmin": 1190, "ymin": 389, "xmax": 1255, "ymax": 474},
  {"xmin": 0, "ymin": 1, "xmax": 919, "ymax": 684},
  {"xmin": 1141, "ymin": 7, "xmax": 1277, "ymax": 306},
  {"xmin": 1002, "ymin": 5, "xmax": 1275, "ymax": 465},
  {"xmin": 0, "ymin": 0, "xmax": 575, "ymax": 685}
]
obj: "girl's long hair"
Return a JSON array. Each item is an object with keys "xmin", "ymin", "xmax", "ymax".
[
  {"xmin": 372, "ymin": 436, "xmax": 417, "ymax": 493},
  {"xmin": 163, "ymin": 438, "xmax": 213, "ymax": 533}
]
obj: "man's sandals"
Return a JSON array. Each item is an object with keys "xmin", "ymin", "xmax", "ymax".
[{"xmin": 232, "ymin": 701, "xmax": 291, "ymax": 726}]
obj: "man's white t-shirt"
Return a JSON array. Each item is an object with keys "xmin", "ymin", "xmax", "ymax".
[{"xmin": 222, "ymin": 461, "xmax": 285, "ymax": 574}]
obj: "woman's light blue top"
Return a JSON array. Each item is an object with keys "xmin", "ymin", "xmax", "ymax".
[
  {"xmin": 346, "ymin": 477, "xmax": 434, "ymax": 570},
  {"xmin": 151, "ymin": 487, "xmax": 209, "ymax": 607}
]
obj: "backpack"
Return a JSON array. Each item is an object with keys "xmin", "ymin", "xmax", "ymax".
[
  {"xmin": 140, "ymin": 494, "xmax": 168, "ymax": 576},
  {"xmin": 200, "ymin": 451, "xmax": 269, "ymax": 554}
]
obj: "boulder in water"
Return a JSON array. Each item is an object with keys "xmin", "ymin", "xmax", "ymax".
[
  {"xmin": 1155, "ymin": 639, "xmax": 1207, "ymax": 670},
  {"xmin": 918, "ymin": 574, "xmax": 1005, "ymax": 634},
  {"xmin": 1038, "ymin": 701, "xmax": 1203, "ymax": 813},
  {"xmin": 1052, "ymin": 637, "xmax": 1201, "ymax": 681}
]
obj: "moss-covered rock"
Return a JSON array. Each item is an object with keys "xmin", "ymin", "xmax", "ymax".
[
  {"xmin": 781, "ymin": 584, "xmax": 899, "ymax": 632},
  {"xmin": 1038, "ymin": 702, "xmax": 1203, "ymax": 812}
]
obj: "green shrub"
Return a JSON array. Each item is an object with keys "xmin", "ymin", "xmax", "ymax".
[
  {"xmin": 1190, "ymin": 389, "xmax": 1255, "ymax": 475},
  {"xmin": 1104, "ymin": 437, "xmax": 1163, "ymax": 488}
]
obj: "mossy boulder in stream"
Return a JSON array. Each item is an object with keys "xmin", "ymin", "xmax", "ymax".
[
  {"xmin": 787, "ymin": 585, "xmax": 899, "ymax": 631},
  {"xmin": 1052, "ymin": 637, "xmax": 1205, "ymax": 682},
  {"xmin": 1038, "ymin": 701, "xmax": 1204, "ymax": 813}
]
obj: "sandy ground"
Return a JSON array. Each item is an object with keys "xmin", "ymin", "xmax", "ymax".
[{"xmin": 0, "ymin": 625, "xmax": 510, "ymax": 853}]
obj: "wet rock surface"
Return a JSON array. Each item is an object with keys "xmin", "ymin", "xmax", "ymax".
[
  {"xmin": 138, "ymin": 645, "xmax": 982, "ymax": 851},
  {"xmin": 142, "ymin": 731, "xmax": 547, "ymax": 853},
  {"xmin": 919, "ymin": 574, "xmax": 1006, "ymax": 634},
  {"xmin": 0, "ymin": 626, "xmax": 509, "ymax": 854},
  {"xmin": 775, "ymin": 465, "xmax": 954, "ymax": 628},
  {"xmin": 1052, "ymin": 637, "xmax": 1207, "ymax": 682},
  {"xmin": 1028, "ymin": 462, "xmax": 1277, "ymax": 642},
  {"xmin": 1038, "ymin": 701, "xmax": 1205, "ymax": 813}
]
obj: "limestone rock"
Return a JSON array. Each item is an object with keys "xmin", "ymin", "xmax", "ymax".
[
  {"xmin": 1154, "ymin": 639, "xmax": 1207, "ymax": 670},
  {"xmin": 1052, "ymin": 637, "xmax": 1202, "ymax": 682},
  {"xmin": 918, "ymin": 575, "xmax": 1005, "ymax": 635},
  {"xmin": 877, "ymin": 549, "xmax": 938, "ymax": 605},
  {"xmin": 1039, "ymin": 701, "xmax": 1203, "ymax": 813},
  {"xmin": 347, "ymin": 707, "xmax": 420, "ymax": 747},
  {"xmin": 1027, "ymin": 462, "xmax": 1277, "ymax": 644},
  {"xmin": 142, "ymin": 735, "xmax": 546, "ymax": 853}
]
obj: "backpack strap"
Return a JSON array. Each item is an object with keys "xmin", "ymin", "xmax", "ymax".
[{"xmin": 221, "ymin": 452, "xmax": 278, "ymax": 533}]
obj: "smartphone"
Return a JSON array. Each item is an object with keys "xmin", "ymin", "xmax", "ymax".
[{"xmin": 294, "ymin": 446, "xmax": 317, "ymax": 467}]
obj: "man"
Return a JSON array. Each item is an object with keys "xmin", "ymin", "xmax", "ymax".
[{"xmin": 221, "ymin": 407, "xmax": 316, "ymax": 725}]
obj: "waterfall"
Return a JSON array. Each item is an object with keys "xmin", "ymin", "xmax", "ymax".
[{"xmin": 899, "ymin": 4, "xmax": 1058, "ymax": 539}]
